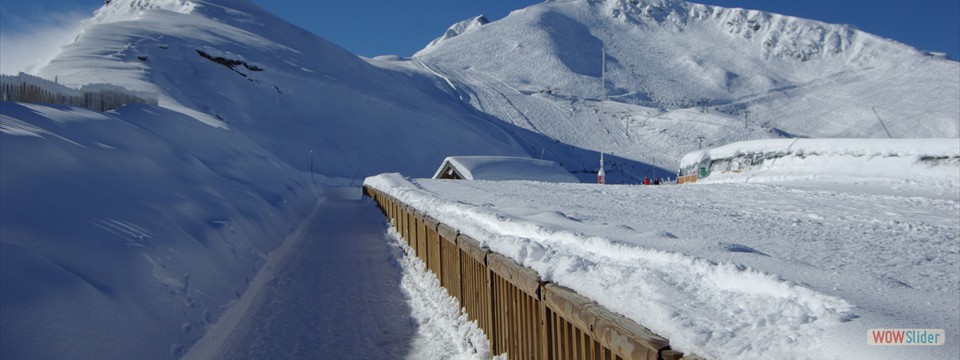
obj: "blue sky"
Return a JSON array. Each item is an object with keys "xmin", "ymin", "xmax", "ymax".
[{"xmin": 1, "ymin": 0, "xmax": 958, "ymax": 73}]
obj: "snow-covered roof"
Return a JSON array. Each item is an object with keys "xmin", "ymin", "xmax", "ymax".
[{"xmin": 433, "ymin": 156, "xmax": 579, "ymax": 183}]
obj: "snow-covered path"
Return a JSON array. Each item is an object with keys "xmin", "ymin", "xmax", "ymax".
[
  {"xmin": 210, "ymin": 194, "xmax": 416, "ymax": 359},
  {"xmin": 183, "ymin": 189, "xmax": 491, "ymax": 360}
]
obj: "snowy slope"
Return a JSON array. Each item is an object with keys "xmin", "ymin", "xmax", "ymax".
[
  {"xmin": 412, "ymin": 0, "xmax": 960, "ymax": 169},
  {"xmin": 423, "ymin": 15, "xmax": 490, "ymax": 51},
  {"xmin": 36, "ymin": 0, "xmax": 529, "ymax": 179},
  {"xmin": 2, "ymin": 0, "xmax": 538, "ymax": 359},
  {"xmin": 1, "ymin": 102, "xmax": 318, "ymax": 359}
]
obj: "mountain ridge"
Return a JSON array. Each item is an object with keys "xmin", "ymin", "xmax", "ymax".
[{"xmin": 409, "ymin": 0, "xmax": 957, "ymax": 167}]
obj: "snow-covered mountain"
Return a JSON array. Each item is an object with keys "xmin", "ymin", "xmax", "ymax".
[
  {"xmin": 3, "ymin": 0, "xmax": 532, "ymax": 359},
  {"xmin": 37, "ymin": 0, "xmax": 530, "ymax": 180},
  {"xmin": 410, "ymin": 0, "xmax": 959, "ymax": 167},
  {"xmin": 1, "ymin": 0, "xmax": 958, "ymax": 359},
  {"xmin": 423, "ymin": 15, "xmax": 490, "ymax": 51}
]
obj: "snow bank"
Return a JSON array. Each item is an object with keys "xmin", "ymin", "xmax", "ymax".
[
  {"xmin": 386, "ymin": 229, "xmax": 495, "ymax": 359},
  {"xmin": 1, "ymin": 102, "xmax": 318, "ymax": 360},
  {"xmin": 364, "ymin": 173, "xmax": 959, "ymax": 360}
]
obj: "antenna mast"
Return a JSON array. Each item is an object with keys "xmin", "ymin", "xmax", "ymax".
[
  {"xmin": 597, "ymin": 152, "xmax": 606, "ymax": 184},
  {"xmin": 600, "ymin": 47, "xmax": 606, "ymax": 117}
]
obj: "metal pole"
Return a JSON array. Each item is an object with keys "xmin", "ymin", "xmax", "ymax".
[
  {"xmin": 872, "ymin": 107, "xmax": 894, "ymax": 138},
  {"xmin": 600, "ymin": 47, "xmax": 605, "ymax": 118},
  {"xmin": 309, "ymin": 150, "xmax": 314, "ymax": 180}
]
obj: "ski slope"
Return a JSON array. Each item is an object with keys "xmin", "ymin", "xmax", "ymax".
[{"xmin": 411, "ymin": 0, "xmax": 960, "ymax": 169}]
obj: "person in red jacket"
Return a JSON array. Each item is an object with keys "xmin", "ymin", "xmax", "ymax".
[{"xmin": 643, "ymin": 177, "xmax": 650, "ymax": 185}]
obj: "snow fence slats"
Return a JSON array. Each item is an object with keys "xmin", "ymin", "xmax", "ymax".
[
  {"xmin": 424, "ymin": 216, "xmax": 443, "ymax": 280},
  {"xmin": 458, "ymin": 233, "xmax": 495, "ymax": 339},
  {"xmin": 402, "ymin": 205, "xmax": 413, "ymax": 249},
  {"xmin": 363, "ymin": 184, "xmax": 690, "ymax": 360},
  {"xmin": 489, "ymin": 253, "xmax": 545, "ymax": 358},
  {"xmin": 543, "ymin": 283, "xmax": 604, "ymax": 359},
  {"xmin": 438, "ymin": 223, "xmax": 462, "ymax": 302},
  {"xmin": 411, "ymin": 209, "xmax": 420, "ymax": 258}
]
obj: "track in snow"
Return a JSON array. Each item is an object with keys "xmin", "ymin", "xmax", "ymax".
[{"xmin": 195, "ymin": 193, "xmax": 417, "ymax": 359}]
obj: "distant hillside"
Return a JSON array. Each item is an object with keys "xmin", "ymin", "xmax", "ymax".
[{"xmin": 411, "ymin": 0, "xmax": 959, "ymax": 166}]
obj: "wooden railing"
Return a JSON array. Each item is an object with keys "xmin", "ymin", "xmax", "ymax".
[
  {"xmin": 364, "ymin": 185, "xmax": 701, "ymax": 360},
  {"xmin": 1, "ymin": 73, "xmax": 158, "ymax": 112},
  {"xmin": 677, "ymin": 174, "xmax": 698, "ymax": 184}
]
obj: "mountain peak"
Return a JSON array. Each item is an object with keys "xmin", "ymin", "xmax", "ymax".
[
  {"xmin": 593, "ymin": 0, "xmax": 863, "ymax": 62},
  {"xmin": 95, "ymin": 0, "xmax": 196, "ymax": 23},
  {"xmin": 412, "ymin": 0, "xmax": 958, "ymax": 141},
  {"xmin": 419, "ymin": 15, "xmax": 490, "ymax": 54}
]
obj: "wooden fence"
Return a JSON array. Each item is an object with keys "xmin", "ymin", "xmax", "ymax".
[
  {"xmin": 1, "ymin": 73, "xmax": 157, "ymax": 112},
  {"xmin": 364, "ymin": 185, "xmax": 701, "ymax": 360}
]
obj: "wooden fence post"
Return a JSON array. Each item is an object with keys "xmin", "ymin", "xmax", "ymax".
[
  {"xmin": 457, "ymin": 234, "xmax": 493, "ymax": 340},
  {"xmin": 423, "ymin": 215, "xmax": 442, "ymax": 277},
  {"xmin": 437, "ymin": 224, "xmax": 461, "ymax": 303},
  {"xmin": 488, "ymin": 253, "xmax": 544, "ymax": 359}
]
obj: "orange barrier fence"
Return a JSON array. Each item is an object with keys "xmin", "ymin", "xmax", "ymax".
[
  {"xmin": 677, "ymin": 174, "xmax": 698, "ymax": 184},
  {"xmin": 364, "ymin": 185, "xmax": 700, "ymax": 360}
]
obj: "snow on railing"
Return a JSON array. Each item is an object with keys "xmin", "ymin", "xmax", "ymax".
[
  {"xmin": 0, "ymin": 72, "xmax": 158, "ymax": 112},
  {"xmin": 363, "ymin": 185, "xmax": 698, "ymax": 360}
]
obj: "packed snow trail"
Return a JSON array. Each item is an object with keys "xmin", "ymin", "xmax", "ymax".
[
  {"xmin": 190, "ymin": 190, "xmax": 416, "ymax": 359},
  {"xmin": 184, "ymin": 188, "xmax": 492, "ymax": 359}
]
